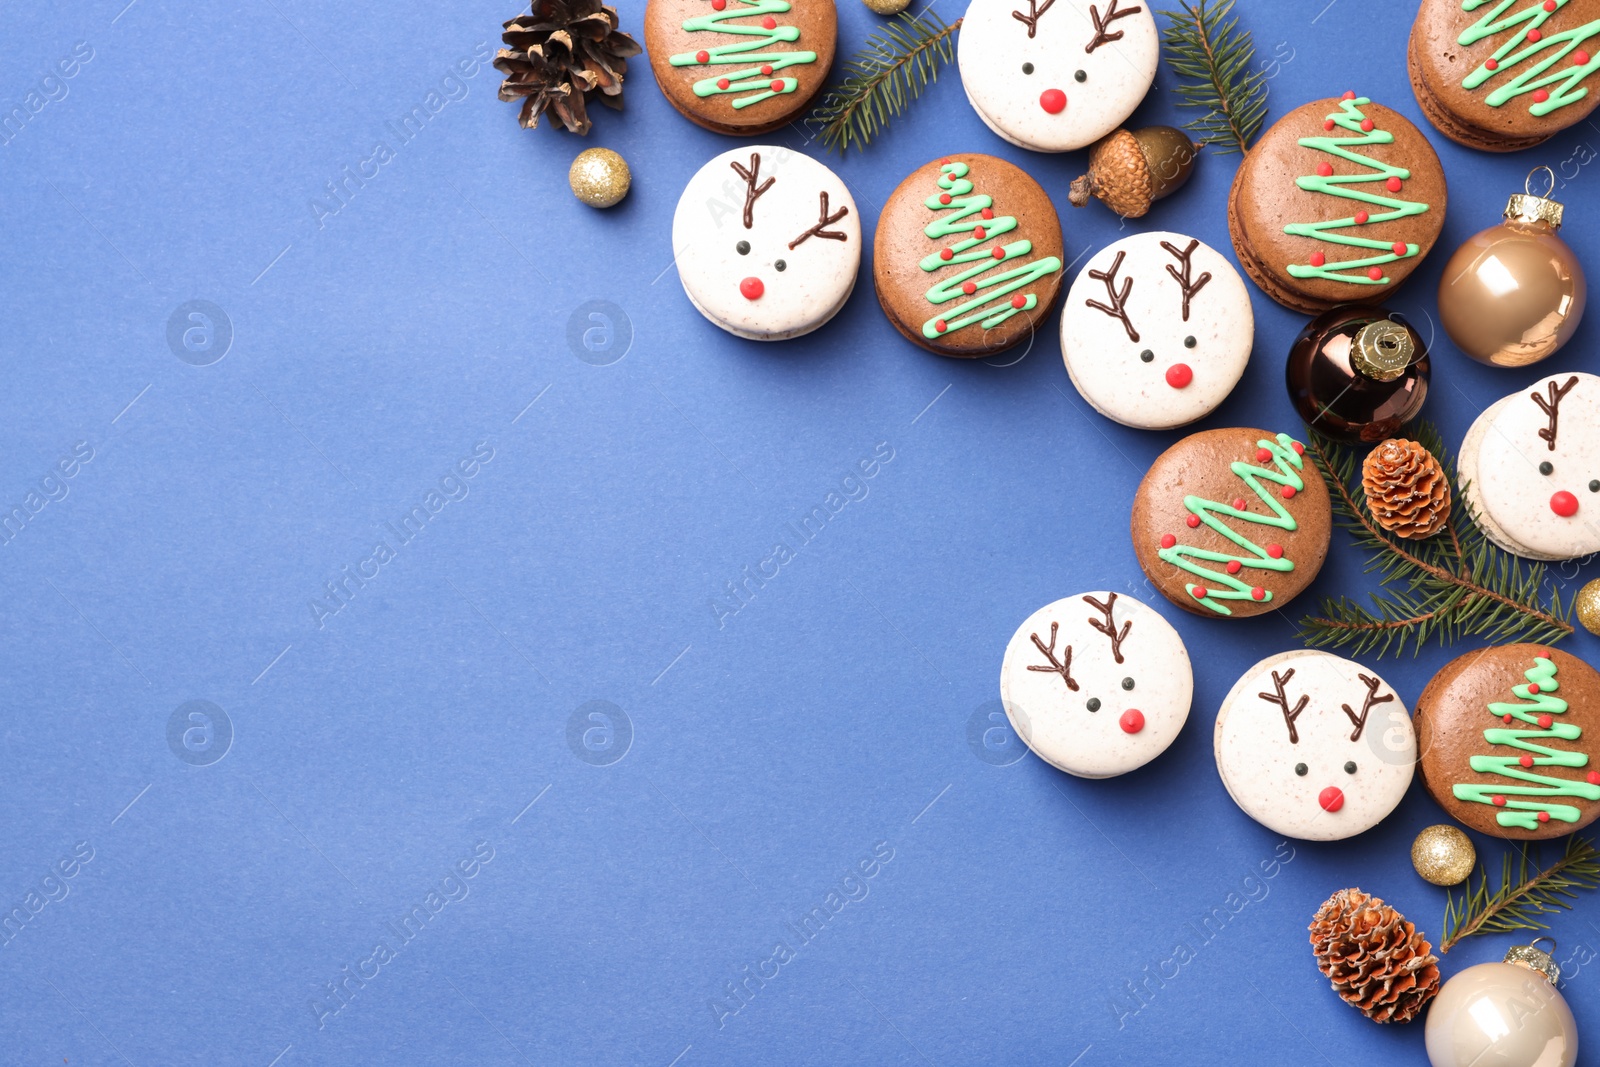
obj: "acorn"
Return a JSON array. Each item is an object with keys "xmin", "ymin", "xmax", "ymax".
[{"xmin": 1067, "ymin": 126, "xmax": 1201, "ymax": 218}]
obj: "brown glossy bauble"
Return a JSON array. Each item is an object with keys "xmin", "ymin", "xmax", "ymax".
[
  {"xmin": 1286, "ymin": 305, "xmax": 1430, "ymax": 444},
  {"xmin": 1438, "ymin": 174, "xmax": 1585, "ymax": 368}
]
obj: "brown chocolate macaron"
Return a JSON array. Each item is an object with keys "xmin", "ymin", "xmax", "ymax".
[
  {"xmin": 874, "ymin": 154, "xmax": 1064, "ymax": 358},
  {"xmin": 1131, "ymin": 428, "xmax": 1331, "ymax": 619},
  {"xmin": 1410, "ymin": 0, "xmax": 1600, "ymax": 152},
  {"xmin": 1228, "ymin": 94, "xmax": 1447, "ymax": 314},
  {"xmin": 1415, "ymin": 645, "xmax": 1600, "ymax": 841},
  {"xmin": 644, "ymin": 0, "xmax": 835, "ymax": 136}
]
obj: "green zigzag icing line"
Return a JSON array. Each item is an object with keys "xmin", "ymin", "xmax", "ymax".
[
  {"xmin": 668, "ymin": 0, "xmax": 817, "ymax": 110},
  {"xmin": 1461, "ymin": 0, "xmax": 1600, "ymax": 116}
]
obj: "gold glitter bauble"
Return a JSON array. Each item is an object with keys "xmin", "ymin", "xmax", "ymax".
[
  {"xmin": 861, "ymin": 0, "xmax": 911, "ymax": 13},
  {"xmin": 1578, "ymin": 578, "xmax": 1600, "ymax": 636},
  {"xmin": 1411, "ymin": 824, "xmax": 1476, "ymax": 887},
  {"xmin": 569, "ymin": 147, "xmax": 630, "ymax": 209}
]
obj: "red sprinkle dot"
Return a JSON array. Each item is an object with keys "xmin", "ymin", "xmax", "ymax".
[
  {"xmin": 1533, "ymin": 88, "xmax": 1551, "ymax": 102},
  {"xmin": 1545, "ymin": 0, "xmax": 1558, "ymax": 10},
  {"xmin": 1528, "ymin": 27, "xmax": 1543, "ymax": 41},
  {"xmin": 1193, "ymin": 586, "xmax": 1209, "ymax": 600},
  {"xmin": 1324, "ymin": 119, "xmax": 1336, "ymax": 131},
  {"xmin": 1367, "ymin": 267, "xmax": 1384, "ymax": 281},
  {"xmin": 939, "ymin": 193, "xmax": 952, "ymax": 204},
  {"xmin": 769, "ymin": 76, "xmax": 783, "ymax": 89},
  {"xmin": 1160, "ymin": 533, "xmax": 1177, "ymax": 549},
  {"xmin": 1251, "ymin": 587, "xmax": 1267, "ymax": 601},
  {"xmin": 1588, "ymin": 771, "xmax": 1600, "ymax": 785},
  {"xmin": 1486, "ymin": 57, "xmax": 1499, "ymax": 70},
  {"xmin": 1281, "ymin": 485, "xmax": 1297, "ymax": 499},
  {"xmin": 1342, "ymin": 90, "xmax": 1357, "ymax": 100},
  {"xmin": 1530, "ymin": 683, "xmax": 1541, "ymax": 695},
  {"xmin": 1521, "ymin": 755, "xmax": 1536, "ymax": 768},
  {"xmin": 712, "ymin": 0, "xmax": 725, "ymax": 8},
  {"xmin": 1186, "ymin": 514, "xmax": 1202, "ymax": 528},
  {"xmin": 1319, "ymin": 787, "xmax": 1345, "ymax": 813},
  {"xmin": 1227, "ymin": 560, "xmax": 1243, "ymax": 574},
  {"xmin": 1552, "ymin": 490, "xmax": 1580, "ymax": 517},
  {"xmin": 739, "ymin": 276, "xmax": 764, "ymax": 301},
  {"xmin": 939, "ymin": 157, "xmax": 951, "ymax": 164},
  {"xmin": 1119, "ymin": 709, "xmax": 1145, "ymax": 734},
  {"xmin": 1165, "ymin": 363, "xmax": 1193, "ymax": 389},
  {"xmin": 1309, "ymin": 252, "xmax": 1327, "ymax": 268},
  {"xmin": 1316, "ymin": 162, "xmax": 1334, "ymax": 177},
  {"xmin": 1360, "ymin": 118, "xmax": 1375, "ymax": 132},
  {"xmin": 762, "ymin": 14, "xmax": 777, "ymax": 27},
  {"xmin": 1232, "ymin": 497, "xmax": 1247, "ymax": 510},
  {"xmin": 974, "ymin": 226, "xmax": 986, "ymax": 240},
  {"xmin": 940, "ymin": 248, "xmax": 954, "ymax": 260},
  {"xmin": 1493, "ymin": 795, "xmax": 1507, "ymax": 807},
  {"xmin": 1392, "ymin": 242, "xmax": 1408, "ymax": 255},
  {"xmin": 761, "ymin": 64, "xmax": 773, "ymax": 75},
  {"xmin": 1292, "ymin": 441, "xmax": 1305, "ymax": 455},
  {"xmin": 1504, "ymin": 714, "xmax": 1515, "ymax": 724},
  {"xmin": 1355, "ymin": 210, "xmax": 1370, "ymax": 224},
  {"xmin": 1039, "ymin": 88, "xmax": 1067, "ymax": 114},
  {"xmin": 716, "ymin": 77, "xmax": 730, "ymax": 89},
  {"xmin": 962, "ymin": 281, "xmax": 976, "ymax": 295},
  {"xmin": 1256, "ymin": 448, "xmax": 1271, "ymax": 462},
  {"xmin": 1577, "ymin": 51, "xmax": 1591, "ymax": 64},
  {"xmin": 695, "ymin": 50, "xmax": 710, "ymax": 63},
  {"xmin": 992, "ymin": 248, "xmax": 1005, "ymax": 260},
  {"xmin": 934, "ymin": 319, "xmax": 947, "ymax": 333},
  {"xmin": 1011, "ymin": 294, "xmax": 1027, "ymax": 309},
  {"xmin": 1539, "ymin": 714, "xmax": 1554, "ymax": 728},
  {"xmin": 981, "ymin": 208, "xmax": 994, "ymax": 219},
  {"xmin": 1267, "ymin": 543, "xmax": 1284, "ymax": 559},
  {"xmin": 1539, "ymin": 811, "xmax": 1552, "ymax": 822},
  {"xmin": 1386, "ymin": 176, "xmax": 1404, "ymax": 192}
]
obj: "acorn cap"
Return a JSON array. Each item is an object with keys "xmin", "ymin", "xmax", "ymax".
[{"xmin": 1068, "ymin": 126, "xmax": 1199, "ymax": 217}]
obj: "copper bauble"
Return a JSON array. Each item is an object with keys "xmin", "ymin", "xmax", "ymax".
[
  {"xmin": 1438, "ymin": 167, "xmax": 1585, "ymax": 368},
  {"xmin": 1287, "ymin": 305, "xmax": 1430, "ymax": 443}
]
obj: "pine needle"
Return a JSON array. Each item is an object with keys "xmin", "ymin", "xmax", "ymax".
[
  {"xmin": 1441, "ymin": 836, "xmax": 1600, "ymax": 953},
  {"xmin": 1298, "ymin": 423, "xmax": 1574, "ymax": 658},
  {"xmin": 1158, "ymin": 0, "xmax": 1268, "ymax": 154},
  {"xmin": 805, "ymin": 11, "xmax": 960, "ymax": 154}
]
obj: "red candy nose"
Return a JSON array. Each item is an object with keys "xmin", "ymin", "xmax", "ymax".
[
  {"xmin": 1039, "ymin": 89, "xmax": 1067, "ymax": 114},
  {"xmin": 1165, "ymin": 363, "xmax": 1193, "ymax": 389},
  {"xmin": 1552, "ymin": 490, "xmax": 1580, "ymax": 517},
  {"xmin": 1319, "ymin": 787, "xmax": 1345, "ymax": 813},
  {"xmin": 1119, "ymin": 709, "xmax": 1145, "ymax": 734},
  {"xmin": 740, "ymin": 277, "xmax": 764, "ymax": 301}
]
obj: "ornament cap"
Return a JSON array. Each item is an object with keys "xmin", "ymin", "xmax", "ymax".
[
  {"xmin": 1505, "ymin": 167, "xmax": 1564, "ymax": 230},
  {"xmin": 1351, "ymin": 319, "xmax": 1414, "ymax": 382},
  {"xmin": 1504, "ymin": 938, "xmax": 1561, "ymax": 985}
]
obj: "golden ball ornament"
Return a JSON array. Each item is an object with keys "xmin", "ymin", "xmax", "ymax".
[
  {"xmin": 1411, "ymin": 824, "xmax": 1476, "ymax": 887},
  {"xmin": 569, "ymin": 147, "xmax": 630, "ymax": 208},
  {"xmin": 860, "ymin": 0, "xmax": 911, "ymax": 13},
  {"xmin": 1577, "ymin": 577, "xmax": 1600, "ymax": 636}
]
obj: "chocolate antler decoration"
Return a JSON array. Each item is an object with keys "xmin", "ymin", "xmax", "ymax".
[
  {"xmin": 1027, "ymin": 622, "xmax": 1078, "ymax": 691},
  {"xmin": 1258, "ymin": 668, "xmax": 1309, "ymax": 744},
  {"xmin": 1339, "ymin": 673, "xmax": 1394, "ymax": 743},
  {"xmin": 730, "ymin": 153, "xmax": 774, "ymax": 230},
  {"xmin": 1082, "ymin": 593, "xmax": 1131, "ymax": 664},
  {"xmin": 1012, "ymin": 0, "xmax": 1057, "ymax": 38},
  {"xmin": 1086, "ymin": 250, "xmax": 1139, "ymax": 343},
  {"xmin": 1160, "ymin": 238, "xmax": 1212, "ymax": 322},
  {"xmin": 788, "ymin": 191, "xmax": 850, "ymax": 250},
  {"xmin": 1086, "ymin": 0, "xmax": 1142, "ymax": 52},
  {"xmin": 1531, "ymin": 375, "xmax": 1580, "ymax": 452}
]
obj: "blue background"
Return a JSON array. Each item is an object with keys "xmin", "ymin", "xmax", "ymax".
[{"xmin": 2, "ymin": 0, "xmax": 1599, "ymax": 1063}]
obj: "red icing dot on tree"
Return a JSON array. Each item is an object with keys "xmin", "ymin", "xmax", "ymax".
[
  {"xmin": 1226, "ymin": 560, "xmax": 1242, "ymax": 574},
  {"xmin": 1316, "ymin": 162, "xmax": 1333, "ymax": 177},
  {"xmin": 1367, "ymin": 267, "xmax": 1384, "ymax": 281},
  {"xmin": 1309, "ymin": 252, "xmax": 1326, "ymax": 268},
  {"xmin": 974, "ymin": 226, "xmax": 986, "ymax": 240},
  {"xmin": 1539, "ymin": 714, "xmax": 1554, "ymax": 728},
  {"xmin": 762, "ymin": 14, "xmax": 777, "ymax": 27},
  {"xmin": 712, "ymin": 0, "xmax": 726, "ymax": 9},
  {"xmin": 1165, "ymin": 363, "xmax": 1193, "ymax": 388},
  {"xmin": 1486, "ymin": 57, "xmax": 1499, "ymax": 70},
  {"xmin": 962, "ymin": 281, "xmax": 977, "ymax": 295},
  {"xmin": 1319, "ymin": 787, "xmax": 1345, "ymax": 812},
  {"xmin": 1503, "ymin": 714, "xmax": 1514, "ymax": 723},
  {"xmin": 1266, "ymin": 543, "xmax": 1284, "ymax": 559},
  {"xmin": 1360, "ymin": 118, "xmax": 1375, "ymax": 132},
  {"xmin": 1545, "ymin": 0, "xmax": 1558, "ymax": 10},
  {"xmin": 1521, "ymin": 755, "xmax": 1536, "ymax": 768},
  {"xmin": 770, "ymin": 79, "xmax": 784, "ymax": 91},
  {"xmin": 1010, "ymin": 294, "xmax": 1027, "ymax": 309},
  {"xmin": 1324, "ymin": 119, "xmax": 1336, "ymax": 130},
  {"xmin": 1528, "ymin": 28, "xmax": 1542, "ymax": 42},
  {"xmin": 939, "ymin": 193, "xmax": 952, "ymax": 205},
  {"xmin": 1391, "ymin": 241, "xmax": 1407, "ymax": 255},
  {"xmin": 1577, "ymin": 51, "xmax": 1591, "ymax": 64},
  {"xmin": 934, "ymin": 319, "xmax": 947, "ymax": 333},
  {"xmin": 696, "ymin": 50, "xmax": 710, "ymax": 63},
  {"xmin": 1386, "ymin": 176, "xmax": 1403, "ymax": 193},
  {"xmin": 1342, "ymin": 90, "xmax": 1357, "ymax": 100},
  {"xmin": 717, "ymin": 78, "xmax": 730, "ymax": 89},
  {"xmin": 940, "ymin": 157, "xmax": 950, "ymax": 164},
  {"xmin": 1192, "ymin": 586, "xmax": 1209, "ymax": 599},
  {"xmin": 981, "ymin": 208, "xmax": 993, "ymax": 219},
  {"xmin": 1250, "ymin": 587, "xmax": 1266, "ymax": 601},
  {"xmin": 1160, "ymin": 533, "xmax": 1177, "ymax": 549},
  {"xmin": 1355, "ymin": 210, "xmax": 1370, "ymax": 224},
  {"xmin": 1281, "ymin": 485, "xmax": 1297, "ymax": 499},
  {"xmin": 761, "ymin": 64, "xmax": 773, "ymax": 75},
  {"xmin": 740, "ymin": 276, "xmax": 764, "ymax": 300},
  {"xmin": 1551, "ymin": 490, "xmax": 1580, "ymax": 517},
  {"xmin": 1186, "ymin": 514, "xmax": 1201, "ymax": 528},
  {"xmin": 1256, "ymin": 447, "xmax": 1271, "ymax": 462},
  {"xmin": 1529, "ymin": 683, "xmax": 1541, "ymax": 695},
  {"xmin": 1119, "ymin": 709, "xmax": 1145, "ymax": 734},
  {"xmin": 1534, "ymin": 88, "xmax": 1551, "ymax": 102},
  {"xmin": 1589, "ymin": 771, "xmax": 1600, "ymax": 785},
  {"xmin": 940, "ymin": 248, "xmax": 954, "ymax": 261},
  {"xmin": 1039, "ymin": 89, "xmax": 1067, "ymax": 114},
  {"xmin": 1493, "ymin": 795, "xmax": 1507, "ymax": 806},
  {"xmin": 1292, "ymin": 441, "xmax": 1305, "ymax": 455},
  {"xmin": 992, "ymin": 247, "xmax": 1005, "ymax": 259},
  {"xmin": 1539, "ymin": 811, "xmax": 1552, "ymax": 822},
  {"xmin": 1232, "ymin": 497, "xmax": 1246, "ymax": 510}
]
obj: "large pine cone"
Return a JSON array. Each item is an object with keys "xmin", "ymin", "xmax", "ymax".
[
  {"xmin": 1362, "ymin": 439, "xmax": 1451, "ymax": 540},
  {"xmin": 1309, "ymin": 888, "xmax": 1439, "ymax": 1024},
  {"xmin": 496, "ymin": 0, "xmax": 641, "ymax": 135}
]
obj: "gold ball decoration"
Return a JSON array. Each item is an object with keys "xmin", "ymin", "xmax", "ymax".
[
  {"xmin": 569, "ymin": 147, "xmax": 631, "ymax": 209},
  {"xmin": 1411, "ymin": 824, "xmax": 1476, "ymax": 887},
  {"xmin": 861, "ymin": 0, "xmax": 911, "ymax": 13},
  {"xmin": 1577, "ymin": 578, "xmax": 1600, "ymax": 636}
]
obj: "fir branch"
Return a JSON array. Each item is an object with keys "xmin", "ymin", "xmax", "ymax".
[
  {"xmin": 805, "ymin": 11, "xmax": 960, "ymax": 154},
  {"xmin": 1442, "ymin": 836, "xmax": 1600, "ymax": 953},
  {"xmin": 1158, "ymin": 0, "xmax": 1267, "ymax": 154},
  {"xmin": 1297, "ymin": 424, "xmax": 1573, "ymax": 659}
]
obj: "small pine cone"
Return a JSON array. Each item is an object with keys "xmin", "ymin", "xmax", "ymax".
[
  {"xmin": 496, "ymin": 0, "xmax": 641, "ymax": 136},
  {"xmin": 1362, "ymin": 439, "xmax": 1451, "ymax": 539},
  {"xmin": 1309, "ymin": 888, "xmax": 1440, "ymax": 1024}
]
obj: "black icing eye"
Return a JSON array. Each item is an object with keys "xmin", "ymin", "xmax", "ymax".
[
  {"xmin": 1183, "ymin": 335, "xmax": 1197, "ymax": 349},
  {"xmin": 1074, "ymin": 69, "xmax": 1087, "ymax": 82},
  {"xmin": 1022, "ymin": 62, "xmax": 1034, "ymax": 74},
  {"xmin": 1295, "ymin": 763, "xmax": 1308, "ymax": 777},
  {"xmin": 1589, "ymin": 479, "xmax": 1598, "ymax": 493},
  {"xmin": 1121, "ymin": 677, "xmax": 1135, "ymax": 691},
  {"xmin": 1540, "ymin": 461, "xmax": 1554, "ymax": 475},
  {"xmin": 1140, "ymin": 349, "xmax": 1154, "ymax": 363},
  {"xmin": 736, "ymin": 241, "xmax": 750, "ymax": 255},
  {"xmin": 1344, "ymin": 761, "xmax": 1358, "ymax": 774},
  {"xmin": 775, "ymin": 259, "xmax": 787, "ymax": 272},
  {"xmin": 1086, "ymin": 697, "xmax": 1101, "ymax": 712}
]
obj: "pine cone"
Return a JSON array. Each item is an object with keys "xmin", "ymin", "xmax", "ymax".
[
  {"xmin": 496, "ymin": 0, "xmax": 641, "ymax": 135},
  {"xmin": 1362, "ymin": 439, "xmax": 1451, "ymax": 540},
  {"xmin": 1309, "ymin": 888, "xmax": 1440, "ymax": 1024}
]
